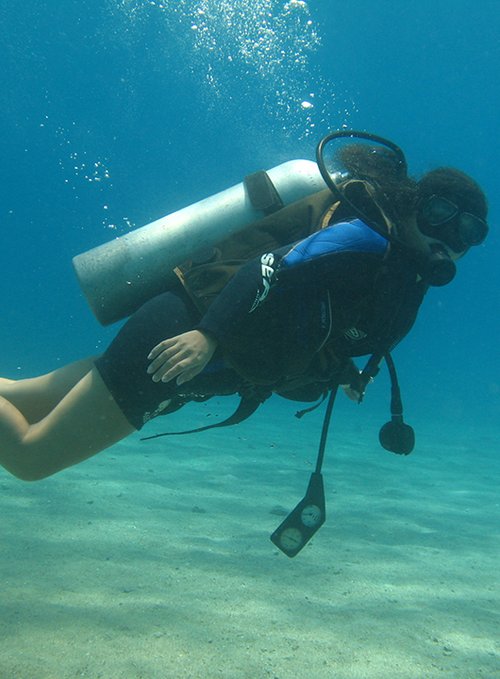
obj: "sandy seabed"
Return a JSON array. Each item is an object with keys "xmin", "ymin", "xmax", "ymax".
[{"xmin": 1, "ymin": 400, "xmax": 499, "ymax": 679}]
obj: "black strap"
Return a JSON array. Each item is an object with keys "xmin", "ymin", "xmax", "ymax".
[
  {"xmin": 294, "ymin": 391, "xmax": 328, "ymax": 419},
  {"xmin": 314, "ymin": 386, "xmax": 339, "ymax": 474},
  {"xmin": 244, "ymin": 171, "xmax": 284, "ymax": 215},
  {"xmin": 140, "ymin": 395, "xmax": 262, "ymax": 441},
  {"xmin": 384, "ymin": 353, "xmax": 403, "ymax": 417}
]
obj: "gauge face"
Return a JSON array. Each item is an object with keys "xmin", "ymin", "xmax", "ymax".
[
  {"xmin": 301, "ymin": 504, "xmax": 322, "ymax": 528},
  {"xmin": 279, "ymin": 527, "xmax": 303, "ymax": 551}
]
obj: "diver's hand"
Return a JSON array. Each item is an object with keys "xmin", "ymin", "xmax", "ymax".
[{"xmin": 147, "ymin": 330, "xmax": 218, "ymax": 386}]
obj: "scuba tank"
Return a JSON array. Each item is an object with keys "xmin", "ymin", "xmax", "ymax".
[{"xmin": 73, "ymin": 159, "xmax": 327, "ymax": 326}]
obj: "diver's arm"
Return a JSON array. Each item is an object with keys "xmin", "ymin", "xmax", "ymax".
[
  {"xmin": 146, "ymin": 257, "xmax": 265, "ymax": 384},
  {"xmin": 151, "ymin": 220, "xmax": 388, "ymax": 360},
  {"xmin": 196, "ymin": 256, "xmax": 275, "ymax": 345}
]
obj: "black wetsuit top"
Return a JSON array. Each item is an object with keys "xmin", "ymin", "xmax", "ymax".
[{"xmin": 197, "ymin": 218, "xmax": 426, "ymax": 399}]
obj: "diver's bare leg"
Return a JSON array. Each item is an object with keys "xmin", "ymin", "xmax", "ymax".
[
  {"xmin": 0, "ymin": 357, "xmax": 97, "ymax": 423},
  {"xmin": 0, "ymin": 367, "xmax": 134, "ymax": 481}
]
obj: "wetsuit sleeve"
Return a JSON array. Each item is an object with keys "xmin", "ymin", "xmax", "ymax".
[
  {"xmin": 197, "ymin": 219, "xmax": 389, "ymax": 349},
  {"xmin": 197, "ymin": 255, "xmax": 272, "ymax": 344}
]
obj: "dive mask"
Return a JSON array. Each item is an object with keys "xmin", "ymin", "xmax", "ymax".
[{"xmin": 418, "ymin": 194, "xmax": 489, "ymax": 253}]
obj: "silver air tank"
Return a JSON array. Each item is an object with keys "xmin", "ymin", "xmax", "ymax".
[{"xmin": 73, "ymin": 159, "xmax": 326, "ymax": 325}]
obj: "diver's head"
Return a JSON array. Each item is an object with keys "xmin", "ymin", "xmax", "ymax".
[
  {"xmin": 416, "ymin": 168, "xmax": 489, "ymax": 256},
  {"xmin": 409, "ymin": 167, "xmax": 489, "ymax": 286},
  {"xmin": 317, "ymin": 132, "xmax": 490, "ymax": 286}
]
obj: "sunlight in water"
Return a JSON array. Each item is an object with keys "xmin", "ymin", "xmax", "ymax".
[{"xmin": 112, "ymin": 0, "xmax": 354, "ymax": 138}]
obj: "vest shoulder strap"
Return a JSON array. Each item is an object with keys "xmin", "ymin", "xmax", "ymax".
[{"xmin": 176, "ymin": 189, "xmax": 338, "ymax": 313}]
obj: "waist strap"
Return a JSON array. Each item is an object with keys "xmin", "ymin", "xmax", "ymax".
[{"xmin": 140, "ymin": 392, "xmax": 268, "ymax": 441}]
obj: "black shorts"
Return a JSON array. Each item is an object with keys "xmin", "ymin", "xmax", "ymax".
[{"xmin": 94, "ymin": 290, "xmax": 243, "ymax": 429}]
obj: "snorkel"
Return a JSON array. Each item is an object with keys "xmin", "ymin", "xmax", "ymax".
[{"xmin": 315, "ymin": 130, "xmax": 457, "ymax": 286}]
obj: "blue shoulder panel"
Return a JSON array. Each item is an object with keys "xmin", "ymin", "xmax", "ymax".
[{"xmin": 282, "ymin": 219, "xmax": 388, "ymax": 268}]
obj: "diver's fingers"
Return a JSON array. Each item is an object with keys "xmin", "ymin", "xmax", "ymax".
[
  {"xmin": 147, "ymin": 344, "xmax": 203, "ymax": 383},
  {"xmin": 147, "ymin": 346, "xmax": 184, "ymax": 377},
  {"xmin": 147, "ymin": 337, "xmax": 177, "ymax": 361},
  {"xmin": 175, "ymin": 366, "xmax": 204, "ymax": 386},
  {"xmin": 147, "ymin": 330, "xmax": 217, "ymax": 383},
  {"xmin": 148, "ymin": 331, "xmax": 203, "ymax": 365},
  {"xmin": 154, "ymin": 353, "xmax": 207, "ymax": 385},
  {"xmin": 157, "ymin": 359, "xmax": 192, "ymax": 384}
]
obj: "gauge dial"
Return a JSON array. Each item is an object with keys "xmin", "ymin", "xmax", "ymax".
[
  {"xmin": 279, "ymin": 527, "xmax": 303, "ymax": 551},
  {"xmin": 301, "ymin": 504, "xmax": 322, "ymax": 528}
]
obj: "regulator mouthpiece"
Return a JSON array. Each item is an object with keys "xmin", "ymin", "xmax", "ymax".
[{"xmin": 422, "ymin": 243, "xmax": 457, "ymax": 287}]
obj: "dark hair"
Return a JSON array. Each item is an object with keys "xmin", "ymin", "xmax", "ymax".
[
  {"xmin": 417, "ymin": 167, "xmax": 488, "ymax": 220},
  {"xmin": 338, "ymin": 143, "xmax": 407, "ymax": 181},
  {"xmin": 337, "ymin": 146, "xmax": 489, "ymax": 229},
  {"xmin": 337, "ymin": 144, "xmax": 418, "ymax": 221}
]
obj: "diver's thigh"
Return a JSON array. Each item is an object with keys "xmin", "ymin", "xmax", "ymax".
[
  {"xmin": 22, "ymin": 367, "xmax": 135, "ymax": 479},
  {"xmin": 0, "ymin": 357, "xmax": 98, "ymax": 423}
]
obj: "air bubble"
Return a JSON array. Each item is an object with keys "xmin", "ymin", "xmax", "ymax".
[{"xmin": 112, "ymin": 0, "xmax": 352, "ymax": 137}]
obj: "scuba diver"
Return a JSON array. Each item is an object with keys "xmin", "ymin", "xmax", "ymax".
[{"xmin": 0, "ymin": 131, "xmax": 489, "ymax": 500}]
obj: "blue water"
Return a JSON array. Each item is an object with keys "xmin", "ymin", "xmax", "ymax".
[{"xmin": 1, "ymin": 1, "xmax": 499, "ymax": 676}]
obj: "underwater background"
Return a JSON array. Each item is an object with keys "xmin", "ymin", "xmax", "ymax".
[{"xmin": 1, "ymin": 1, "xmax": 499, "ymax": 678}]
